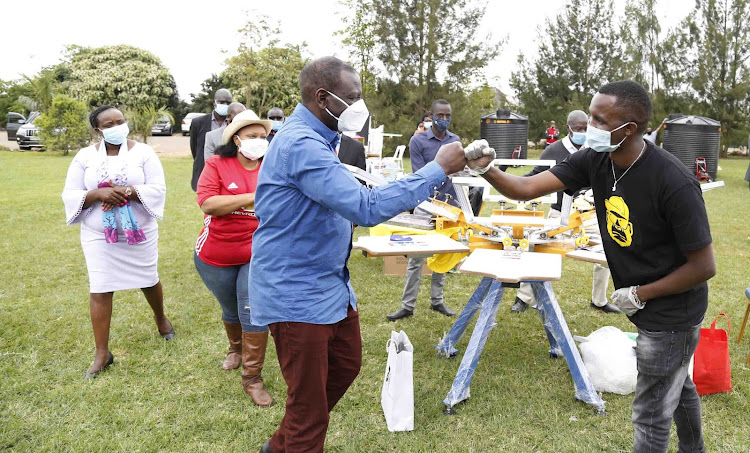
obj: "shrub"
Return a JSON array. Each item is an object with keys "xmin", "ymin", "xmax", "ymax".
[{"xmin": 36, "ymin": 95, "xmax": 91, "ymax": 155}]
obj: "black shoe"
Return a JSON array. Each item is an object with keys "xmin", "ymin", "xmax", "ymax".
[
  {"xmin": 510, "ymin": 297, "xmax": 529, "ymax": 313},
  {"xmin": 259, "ymin": 440, "xmax": 273, "ymax": 453},
  {"xmin": 386, "ymin": 308, "xmax": 414, "ymax": 321},
  {"xmin": 431, "ymin": 303, "xmax": 455, "ymax": 317},
  {"xmin": 159, "ymin": 320, "xmax": 175, "ymax": 341},
  {"xmin": 84, "ymin": 351, "xmax": 114, "ymax": 381},
  {"xmin": 590, "ymin": 302, "xmax": 622, "ymax": 314}
]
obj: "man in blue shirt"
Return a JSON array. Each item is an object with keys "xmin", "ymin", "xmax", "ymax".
[
  {"xmin": 250, "ymin": 57, "xmax": 489, "ymax": 453},
  {"xmin": 386, "ymin": 99, "xmax": 459, "ymax": 321}
]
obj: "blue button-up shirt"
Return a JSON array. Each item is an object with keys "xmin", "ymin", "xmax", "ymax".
[
  {"xmin": 409, "ymin": 127, "xmax": 460, "ymax": 204},
  {"xmin": 249, "ymin": 104, "xmax": 448, "ymax": 325}
]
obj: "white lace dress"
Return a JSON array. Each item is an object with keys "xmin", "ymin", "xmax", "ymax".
[{"xmin": 62, "ymin": 141, "xmax": 166, "ymax": 293}]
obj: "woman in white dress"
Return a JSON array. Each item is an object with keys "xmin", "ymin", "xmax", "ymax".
[{"xmin": 62, "ymin": 105, "xmax": 173, "ymax": 380}]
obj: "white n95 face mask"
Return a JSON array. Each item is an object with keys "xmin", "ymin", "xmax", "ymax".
[
  {"xmin": 585, "ymin": 122, "xmax": 632, "ymax": 153},
  {"xmin": 324, "ymin": 90, "xmax": 369, "ymax": 133},
  {"xmin": 237, "ymin": 138, "xmax": 268, "ymax": 160}
]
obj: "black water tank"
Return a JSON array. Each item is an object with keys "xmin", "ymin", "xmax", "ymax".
[
  {"xmin": 662, "ymin": 115, "xmax": 721, "ymax": 180},
  {"xmin": 480, "ymin": 110, "xmax": 529, "ymax": 159}
]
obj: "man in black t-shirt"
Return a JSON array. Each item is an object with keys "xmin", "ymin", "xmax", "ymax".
[
  {"xmin": 468, "ymin": 80, "xmax": 715, "ymax": 452},
  {"xmin": 514, "ymin": 109, "xmax": 618, "ymax": 315}
]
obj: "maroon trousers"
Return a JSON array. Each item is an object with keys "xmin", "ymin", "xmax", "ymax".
[{"xmin": 268, "ymin": 307, "xmax": 362, "ymax": 453}]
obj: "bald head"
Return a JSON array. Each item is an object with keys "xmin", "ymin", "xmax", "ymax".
[
  {"xmin": 267, "ymin": 107, "xmax": 284, "ymax": 120},
  {"xmin": 214, "ymin": 89, "xmax": 232, "ymax": 103},
  {"xmin": 567, "ymin": 110, "xmax": 588, "ymax": 125},
  {"xmin": 299, "ymin": 57, "xmax": 359, "ymax": 104},
  {"xmin": 226, "ymin": 102, "xmax": 246, "ymax": 123},
  {"xmin": 566, "ymin": 109, "xmax": 588, "ymax": 134}
]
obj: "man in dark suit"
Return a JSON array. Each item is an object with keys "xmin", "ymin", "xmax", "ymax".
[
  {"xmin": 189, "ymin": 88, "xmax": 232, "ymax": 191},
  {"xmin": 337, "ymin": 133, "xmax": 366, "ymax": 173}
]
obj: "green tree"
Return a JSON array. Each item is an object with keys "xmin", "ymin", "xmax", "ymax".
[
  {"xmin": 336, "ymin": 0, "xmax": 378, "ymax": 97},
  {"xmin": 125, "ymin": 106, "xmax": 174, "ymax": 144},
  {"xmin": 35, "ymin": 95, "xmax": 91, "ymax": 155},
  {"xmin": 370, "ymin": 0, "xmax": 502, "ymax": 93},
  {"xmin": 623, "ymin": 0, "xmax": 662, "ymax": 90},
  {"xmin": 220, "ymin": 13, "xmax": 308, "ymax": 116},
  {"xmin": 510, "ymin": 0, "xmax": 628, "ymax": 140},
  {"xmin": 687, "ymin": 0, "xmax": 750, "ymax": 152},
  {"xmin": 190, "ymin": 74, "xmax": 231, "ymax": 113},
  {"xmin": 67, "ymin": 45, "xmax": 175, "ymax": 109}
]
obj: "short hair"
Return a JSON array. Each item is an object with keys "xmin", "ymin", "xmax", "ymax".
[
  {"xmin": 228, "ymin": 102, "xmax": 246, "ymax": 116},
  {"xmin": 598, "ymin": 80, "xmax": 652, "ymax": 134},
  {"xmin": 89, "ymin": 105, "xmax": 117, "ymax": 128},
  {"xmin": 300, "ymin": 57, "xmax": 358, "ymax": 104},
  {"xmin": 566, "ymin": 110, "xmax": 588, "ymax": 125},
  {"xmin": 430, "ymin": 99, "xmax": 450, "ymax": 112},
  {"xmin": 268, "ymin": 107, "xmax": 284, "ymax": 117}
]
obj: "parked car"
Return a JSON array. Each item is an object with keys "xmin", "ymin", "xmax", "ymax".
[
  {"xmin": 6, "ymin": 112, "xmax": 26, "ymax": 140},
  {"xmin": 181, "ymin": 112, "xmax": 203, "ymax": 136},
  {"xmin": 16, "ymin": 111, "xmax": 42, "ymax": 150},
  {"xmin": 151, "ymin": 116, "xmax": 173, "ymax": 136}
]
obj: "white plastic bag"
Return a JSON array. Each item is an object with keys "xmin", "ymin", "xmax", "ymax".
[
  {"xmin": 574, "ymin": 326, "xmax": 637, "ymax": 395},
  {"xmin": 381, "ymin": 330, "xmax": 414, "ymax": 432}
]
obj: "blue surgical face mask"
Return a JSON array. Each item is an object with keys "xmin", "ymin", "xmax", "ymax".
[
  {"xmin": 271, "ymin": 120, "xmax": 284, "ymax": 131},
  {"xmin": 569, "ymin": 129, "xmax": 587, "ymax": 146},
  {"xmin": 214, "ymin": 102, "xmax": 229, "ymax": 116},
  {"xmin": 101, "ymin": 122, "xmax": 129, "ymax": 145},
  {"xmin": 433, "ymin": 117, "xmax": 451, "ymax": 132},
  {"xmin": 584, "ymin": 121, "xmax": 632, "ymax": 153}
]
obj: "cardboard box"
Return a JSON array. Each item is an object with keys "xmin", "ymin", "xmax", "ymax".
[{"xmin": 383, "ymin": 255, "xmax": 432, "ymax": 276}]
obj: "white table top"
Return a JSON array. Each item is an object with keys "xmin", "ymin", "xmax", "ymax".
[
  {"xmin": 352, "ymin": 234, "xmax": 470, "ymax": 257},
  {"xmin": 458, "ymin": 249, "xmax": 562, "ymax": 283},
  {"xmin": 566, "ymin": 246, "xmax": 608, "ymax": 265}
]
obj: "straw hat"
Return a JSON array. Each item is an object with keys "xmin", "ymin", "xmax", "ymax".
[{"xmin": 222, "ymin": 110, "xmax": 274, "ymax": 144}]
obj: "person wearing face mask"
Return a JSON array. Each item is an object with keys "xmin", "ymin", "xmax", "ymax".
[
  {"xmin": 193, "ymin": 109, "xmax": 275, "ymax": 406},
  {"xmin": 249, "ymin": 57, "xmax": 488, "ymax": 453},
  {"xmin": 473, "ymin": 80, "xmax": 715, "ymax": 453},
  {"xmin": 190, "ymin": 88, "xmax": 232, "ymax": 192},
  {"xmin": 644, "ymin": 119, "xmax": 666, "ymax": 144},
  {"xmin": 203, "ymin": 102, "xmax": 247, "ymax": 162},
  {"xmin": 512, "ymin": 110, "xmax": 619, "ymax": 315},
  {"xmin": 62, "ymin": 105, "xmax": 172, "ymax": 380},
  {"xmin": 266, "ymin": 107, "xmax": 285, "ymax": 142},
  {"xmin": 386, "ymin": 99, "xmax": 458, "ymax": 322},
  {"xmin": 414, "ymin": 113, "xmax": 432, "ymax": 135}
]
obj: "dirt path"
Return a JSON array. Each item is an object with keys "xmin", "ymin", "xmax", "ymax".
[{"xmin": 0, "ymin": 131, "xmax": 192, "ymax": 158}]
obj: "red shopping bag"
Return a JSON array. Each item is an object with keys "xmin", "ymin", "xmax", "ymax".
[{"xmin": 693, "ymin": 313, "xmax": 732, "ymax": 395}]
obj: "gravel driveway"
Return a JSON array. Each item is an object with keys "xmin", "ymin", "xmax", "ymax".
[{"xmin": 0, "ymin": 131, "xmax": 192, "ymax": 158}]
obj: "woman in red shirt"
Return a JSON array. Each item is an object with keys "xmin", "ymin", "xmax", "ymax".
[{"xmin": 194, "ymin": 110, "xmax": 274, "ymax": 407}]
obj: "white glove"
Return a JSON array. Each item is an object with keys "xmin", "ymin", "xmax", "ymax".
[
  {"xmin": 610, "ymin": 286, "xmax": 645, "ymax": 316},
  {"xmin": 464, "ymin": 140, "xmax": 496, "ymax": 175}
]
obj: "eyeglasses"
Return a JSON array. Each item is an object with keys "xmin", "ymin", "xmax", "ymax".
[{"xmin": 268, "ymin": 116, "xmax": 283, "ymax": 121}]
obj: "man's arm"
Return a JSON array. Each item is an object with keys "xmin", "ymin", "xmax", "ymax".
[
  {"xmin": 204, "ymin": 130, "xmax": 218, "ymax": 162},
  {"xmin": 481, "ymin": 166, "xmax": 566, "ymax": 201},
  {"xmin": 636, "ymin": 244, "xmax": 715, "ymax": 302}
]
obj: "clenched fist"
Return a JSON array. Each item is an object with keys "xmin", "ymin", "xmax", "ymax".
[
  {"xmin": 465, "ymin": 140, "xmax": 496, "ymax": 175},
  {"xmin": 434, "ymin": 142, "xmax": 468, "ymax": 175}
]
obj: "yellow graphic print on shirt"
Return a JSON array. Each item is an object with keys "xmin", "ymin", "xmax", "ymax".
[{"xmin": 605, "ymin": 196, "xmax": 634, "ymax": 247}]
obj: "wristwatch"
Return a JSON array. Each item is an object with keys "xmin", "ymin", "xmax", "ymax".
[{"xmin": 125, "ymin": 186, "xmax": 133, "ymax": 197}]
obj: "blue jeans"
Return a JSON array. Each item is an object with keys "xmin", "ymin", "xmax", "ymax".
[
  {"xmin": 193, "ymin": 253, "xmax": 267, "ymax": 332},
  {"xmin": 633, "ymin": 324, "xmax": 704, "ymax": 453}
]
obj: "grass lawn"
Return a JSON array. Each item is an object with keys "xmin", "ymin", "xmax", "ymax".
[{"xmin": 1, "ymin": 149, "xmax": 749, "ymax": 452}]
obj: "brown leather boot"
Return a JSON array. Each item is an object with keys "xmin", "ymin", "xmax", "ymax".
[
  {"xmin": 241, "ymin": 331, "xmax": 274, "ymax": 407},
  {"xmin": 221, "ymin": 321, "xmax": 243, "ymax": 370}
]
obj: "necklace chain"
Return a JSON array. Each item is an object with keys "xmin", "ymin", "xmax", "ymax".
[{"xmin": 611, "ymin": 141, "xmax": 647, "ymax": 192}]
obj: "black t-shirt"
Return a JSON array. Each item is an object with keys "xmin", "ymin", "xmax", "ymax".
[
  {"xmin": 550, "ymin": 142, "xmax": 712, "ymax": 331},
  {"xmin": 526, "ymin": 139, "xmax": 576, "ymax": 211}
]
